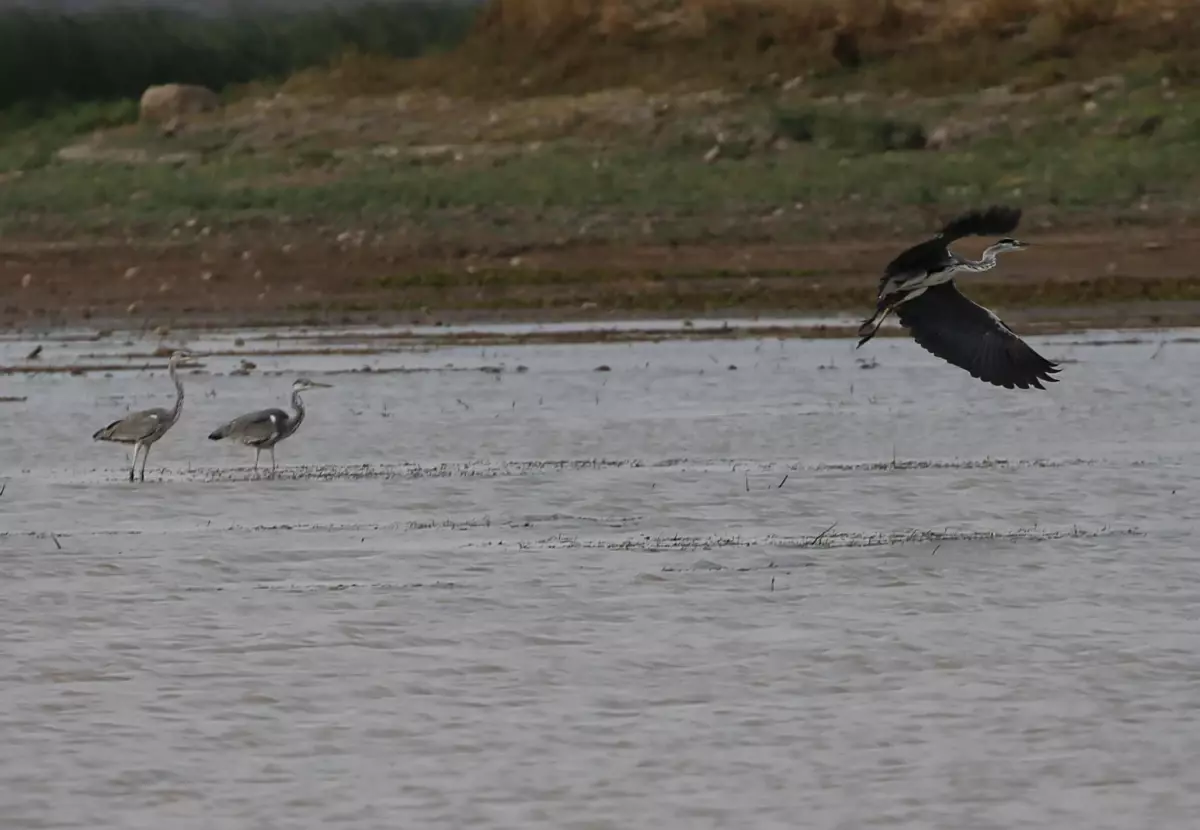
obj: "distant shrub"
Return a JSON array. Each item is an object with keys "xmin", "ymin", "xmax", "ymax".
[
  {"xmin": 0, "ymin": 2, "xmax": 478, "ymax": 109},
  {"xmin": 774, "ymin": 106, "xmax": 927, "ymax": 153}
]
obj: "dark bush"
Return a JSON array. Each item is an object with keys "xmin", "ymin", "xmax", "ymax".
[{"xmin": 0, "ymin": 2, "xmax": 478, "ymax": 109}]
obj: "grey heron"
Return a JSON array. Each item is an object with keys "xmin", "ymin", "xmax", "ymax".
[
  {"xmin": 207, "ymin": 377, "xmax": 332, "ymax": 475},
  {"xmin": 855, "ymin": 206, "xmax": 1059, "ymax": 390},
  {"xmin": 92, "ymin": 349, "xmax": 195, "ymax": 482}
]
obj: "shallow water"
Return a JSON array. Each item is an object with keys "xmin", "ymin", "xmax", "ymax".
[{"xmin": 1, "ymin": 323, "xmax": 1199, "ymax": 829}]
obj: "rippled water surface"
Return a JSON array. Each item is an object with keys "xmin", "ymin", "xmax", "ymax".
[{"xmin": 2, "ymin": 322, "xmax": 1199, "ymax": 829}]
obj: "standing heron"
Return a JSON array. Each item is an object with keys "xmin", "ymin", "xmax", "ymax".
[
  {"xmin": 207, "ymin": 377, "xmax": 332, "ymax": 476},
  {"xmin": 92, "ymin": 349, "xmax": 195, "ymax": 482},
  {"xmin": 855, "ymin": 206, "xmax": 1059, "ymax": 390}
]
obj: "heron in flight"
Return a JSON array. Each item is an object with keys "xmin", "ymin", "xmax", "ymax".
[
  {"xmin": 92, "ymin": 349, "xmax": 195, "ymax": 482},
  {"xmin": 207, "ymin": 377, "xmax": 332, "ymax": 476},
  {"xmin": 856, "ymin": 206, "xmax": 1059, "ymax": 390}
]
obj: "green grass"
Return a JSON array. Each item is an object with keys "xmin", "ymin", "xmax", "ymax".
[
  {"xmin": 0, "ymin": 99, "xmax": 141, "ymax": 171},
  {"xmin": 0, "ymin": 3, "xmax": 476, "ymax": 109},
  {"xmin": 773, "ymin": 106, "xmax": 928, "ymax": 153},
  {"xmin": 0, "ymin": 79, "xmax": 1197, "ymax": 241}
]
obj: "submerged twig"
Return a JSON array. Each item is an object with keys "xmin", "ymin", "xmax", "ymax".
[{"xmin": 811, "ymin": 521, "xmax": 838, "ymax": 546}]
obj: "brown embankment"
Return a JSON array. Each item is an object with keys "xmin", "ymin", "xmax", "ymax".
[
  {"xmin": 5, "ymin": 224, "xmax": 1200, "ymax": 332},
  {"xmin": 325, "ymin": 0, "xmax": 1199, "ymax": 98}
]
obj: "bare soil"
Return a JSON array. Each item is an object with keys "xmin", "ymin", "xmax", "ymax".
[{"xmin": 4, "ymin": 223, "xmax": 1200, "ymax": 334}]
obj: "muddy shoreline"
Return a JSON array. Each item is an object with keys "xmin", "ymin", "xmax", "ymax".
[{"xmin": 3, "ymin": 226, "xmax": 1200, "ymax": 337}]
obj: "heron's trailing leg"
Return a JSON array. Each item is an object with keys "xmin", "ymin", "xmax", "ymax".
[
  {"xmin": 129, "ymin": 443, "xmax": 141, "ymax": 483},
  {"xmin": 253, "ymin": 447, "xmax": 261, "ymax": 476},
  {"xmin": 270, "ymin": 447, "xmax": 277, "ymax": 476},
  {"xmin": 857, "ymin": 303, "xmax": 895, "ymax": 348},
  {"xmin": 139, "ymin": 445, "xmax": 151, "ymax": 482}
]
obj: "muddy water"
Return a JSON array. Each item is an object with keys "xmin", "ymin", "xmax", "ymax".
[{"xmin": 1, "ymin": 322, "xmax": 1199, "ymax": 829}]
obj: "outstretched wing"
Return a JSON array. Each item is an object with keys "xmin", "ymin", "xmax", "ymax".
[
  {"xmin": 936, "ymin": 205, "xmax": 1022, "ymax": 242},
  {"xmin": 93, "ymin": 407, "xmax": 170, "ymax": 443},
  {"xmin": 878, "ymin": 206, "xmax": 1023, "ymax": 293},
  {"xmin": 209, "ymin": 408, "xmax": 289, "ymax": 445},
  {"xmin": 895, "ymin": 282, "xmax": 1059, "ymax": 390}
]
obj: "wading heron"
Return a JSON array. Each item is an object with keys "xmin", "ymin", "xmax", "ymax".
[
  {"xmin": 856, "ymin": 206, "xmax": 1059, "ymax": 390},
  {"xmin": 207, "ymin": 377, "xmax": 332, "ymax": 476},
  {"xmin": 92, "ymin": 349, "xmax": 195, "ymax": 482}
]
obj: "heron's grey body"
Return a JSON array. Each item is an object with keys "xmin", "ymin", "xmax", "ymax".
[
  {"xmin": 208, "ymin": 378, "xmax": 331, "ymax": 475},
  {"xmin": 857, "ymin": 207, "xmax": 1028, "ymax": 344},
  {"xmin": 92, "ymin": 350, "xmax": 192, "ymax": 482}
]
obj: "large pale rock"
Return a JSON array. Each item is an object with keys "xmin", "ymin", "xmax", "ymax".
[{"xmin": 139, "ymin": 84, "xmax": 220, "ymax": 125}]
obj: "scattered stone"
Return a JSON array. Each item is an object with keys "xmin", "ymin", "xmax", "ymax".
[{"xmin": 139, "ymin": 83, "xmax": 220, "ymax": 126}]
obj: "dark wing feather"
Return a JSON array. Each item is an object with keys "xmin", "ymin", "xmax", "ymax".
[
  {"xmin": 209, "ymin": 408, "xmax": 289, "ymax": 445},
  {"xmin": 881, "ymin": 238, "xmax": 953, "ymax": 287},
  {"xmin": 936, "ymin": 206, "xmax": 1022, "ymax": 242},
  {"xmin": 92, "ymin": 408, "xmax": 167, "ymax": 443},
  {"xmin": 878, "ymin": 206, "xmax": 1023, "ymax": 293},
  {"xmin": 895, "ymin": 282, "xmax": 1059, "ymax": 390}
]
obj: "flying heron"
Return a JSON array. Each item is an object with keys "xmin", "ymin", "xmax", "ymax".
[
  {"xmin": 855, "ymin": 206, "xmax": 1059, "ymax": 390},
  {"xmin": 207, "ymin": 377, "xmax": 332, "ymax": 476},
  {"xmin": 92, "ymin": 349, "xmax": 195, "ymax": 482}
]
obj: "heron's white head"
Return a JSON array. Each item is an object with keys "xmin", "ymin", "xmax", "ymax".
[
  {"xmin": 986, "ymin": 237, "xmax": 1029, "ymax": 255},
  {"xmin": 169, "ymin": 349, "xmax": 197, "ymax": 365},
  {"xmin": 293, "ymin": 378, "xmax": 332, "ymax": 392}
]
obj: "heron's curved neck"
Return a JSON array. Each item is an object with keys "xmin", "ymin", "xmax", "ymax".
[
  {"xmin": 169, "ymin": 358, "xmax": 185, "ymax": 418},
  {"xmin": 287, "ymin": 389, "xmax": 307, "ymax": 436},
  {"xmin": 953, "ymin": 247, "xmax": 1005, "ymax": 274}
]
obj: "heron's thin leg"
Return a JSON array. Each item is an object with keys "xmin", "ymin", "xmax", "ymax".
[
  {"xmin": 270, "ymin": 446, "xmax": 277, "ymax": 476},
  {"xmin": 140, "ymin": 444, "xmax": 151, "ymax": 482},
  {"xmin": 129, "ymin": 444, "xmax": 140, "ymax": 482},
  {"xmin": 875, "ymin": 306, "xmax": 894, "ymax": 330},
  {"xmin": 254, "ymin": 448, "xmax": 260, "ymax": 476}
]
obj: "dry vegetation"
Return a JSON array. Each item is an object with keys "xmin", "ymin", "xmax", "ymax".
[{"xmin": 293, "ymin": 0, "xmax": 1200, "ymax": 97}]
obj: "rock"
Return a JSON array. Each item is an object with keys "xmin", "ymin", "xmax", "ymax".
[
  {"xmin": 57, "ymin": 142, "xmax": 198, "ymax": 166},
  {"xmin": 139, "ymin": 84, "xmax": 220, "ymax": 126},
  {"xmin": 927, "ymin": 125, "xmax": 953, "ymax": 150},
  {"xmin": 926, "ymin": 116, "xmax": 1007, "ymax": 150},
  {"xmin": 1081, "ymin": 75, "xmax": 1125, "ymax": 98}
]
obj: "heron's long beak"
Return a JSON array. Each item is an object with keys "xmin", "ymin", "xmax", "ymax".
[{"xmin": 309, "ymin": 381, "xmax": 333, "ymax": 388}]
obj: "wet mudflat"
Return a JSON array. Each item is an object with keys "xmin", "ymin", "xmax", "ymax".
[{"xmin": 1, "ymin": 320, "xmax": 1199, "ymax": 829}]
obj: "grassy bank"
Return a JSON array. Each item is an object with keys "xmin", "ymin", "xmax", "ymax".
[
  {"xmin": 1, "ymin": 71, "xmax": 1197, "ymax": 244},
  {"xmin": 0, "ymin": 1, "xmax": 477, "ymax": 110}
]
